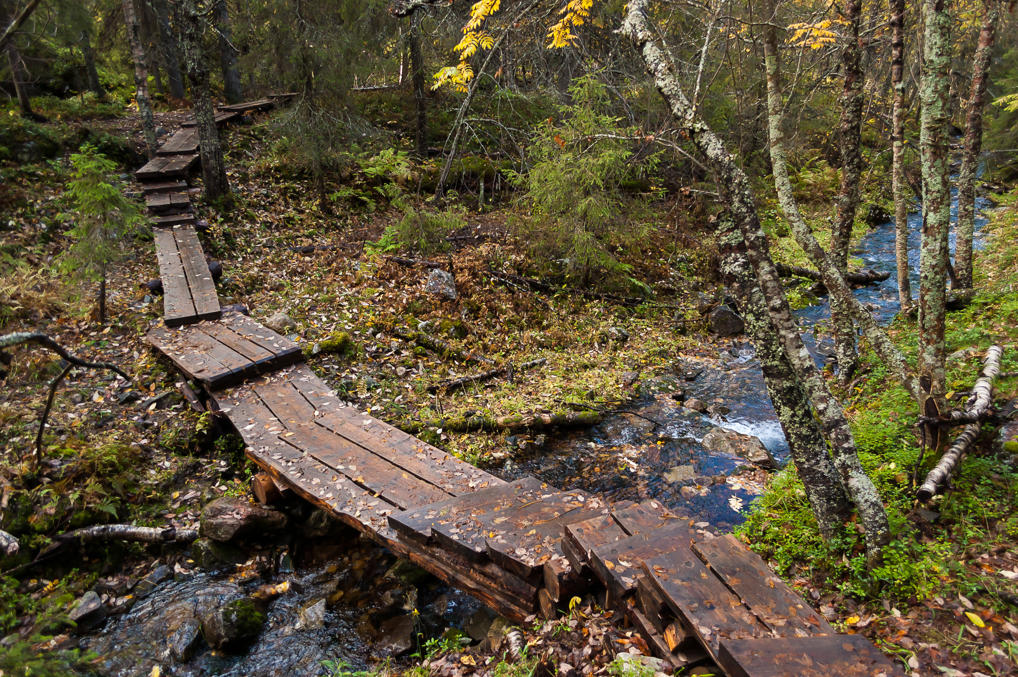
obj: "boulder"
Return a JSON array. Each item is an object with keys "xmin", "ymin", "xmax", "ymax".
[
  {"xmin": 199, "ymin": 497, "xmax": 288, "ymax": 542},
  {"xmin": 263, "ymin": 311, "xmax": 297, "ymax": 334},
  {"xmin": 69, "ymin": 591, "xmax": 106, "ymax": 632},
  {"xmin": 702, "ymin": 427, "xmax": 776, "ymax": 469},
  {"xmin": 191, "ymin": 537, "xmax": 248, "ymax": 570},
  {"xmin": 375, "ymin": 614, "xmax": 414, "ymax": 656},
  {"xmin": 708, "ymin": 305, "xmax": 745, "ymax": 337},
  {"xmin": 684, "ymin": 397, "xmax": 708, "ymax": 413},
  {"xmin": 664, "ymin": 464, "xmax": 697, "ymax": 484},
  {"xmin": 168, "ymin": 618, "xmax": 202, "ymax": 662},
  {"xmin": 425, "ymin": 268, "xmax": 458, "ymax": 300},
  {"xmin": 201, "ymin": 597, "xmax": 265, "ymax": 650},
  {"xmin": 297, "ymin": 598, "xmax": 327, "ymax": 631}
]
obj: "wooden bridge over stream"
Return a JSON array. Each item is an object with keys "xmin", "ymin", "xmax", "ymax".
[{"xmin": 136, "ymin": 97, "xmax": 902, "ymax": 676}]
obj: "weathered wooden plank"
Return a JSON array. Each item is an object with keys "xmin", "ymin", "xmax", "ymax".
[
  {"xmin": 641, "ymin": 548, "xmax": 769, "ymax": 660},
  {"xmin": 484, "ymin": 493, "xmax": 610, "ymax": 580},
  {"xmin": 181, "ymin": 110, "xmax": 241, "ymax": 127},
  {"xmin": 152, "ymin": 213, "xmax": 196, "ymax": 228},
  {"xmin": 612, "ymin": 499, "xmax": 682, "ymax": 535},
  {"xmin": 162, "ymin": 154, "xmax": 198, "ymax": 176},
  {"xmin": 629, "ymin": 607, "xmax": 709, "ymax": 670},
  {"xmin": 135, "ymin": 156, "xmax": 173, "ymax": 180},
  {"xmin": 279, "ymin": 421, "xmax": 451, "ymax": 510},
  {"xmin": 145, "ymin": 191, "xmax": 191, "ymax": 215},
  {"xmin": 157, "ymin": 127, "xmax": 199, "ymax": 155},
  {"xmin": 388, "ymin": 477, "xmax": 544, "ymax": 545},
  {"xmin": 564, "ymin": 511, "xmax": 629, "ymax": 569},
  {"xmin": 141, "ymin": 179, "xmax": 189, "ymax": 195},
  {"xmin": 146, "ymin": 323, "xmax": 250, "ymax": 387},
  {"xmin": 590, "ymin": 522, "xmax": 694, "ymax": 602},
  {"xmin": 316, "ymin": 410, "xmax": 502, "ymax": 497},
  {"xmin": 217, "ymin": 98, "xmax": 273, "ymax": 113},
  {"xmin": 229, "ymin": 313, "xmax": 301, "ymax": 358},
  {"xmin": 717, "ymin": 635, "xmax": 904, "ymax": 677},
  {"xmin": 172, "ymin": 225, "xmax": 220, "ymax": 320},
  {"xmin": 200, "ymin": 319, "xmax": 275, "ymax": 364},
  {"xmin": 252, "ymin": 374, "xmax": 319, "ymax": 428},
  {"xmin": 429, "ymin": 479, "xmax": 566, "ymax": 562},
  {"xmin": 692, "ymin": 535, "xmax": 834, "ymax": 637},
  {"xmin": 151, "ymin": 227, "xmax": 196, "ymax": 325}
]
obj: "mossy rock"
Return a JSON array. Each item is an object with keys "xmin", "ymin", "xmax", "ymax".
[
  {"xmin": 201, "ymin": 597, "xmax": 265, "ymax": 650},
  {"xmin": 304, "ymin": 331, "xmax": 357, "ymax": 358}
]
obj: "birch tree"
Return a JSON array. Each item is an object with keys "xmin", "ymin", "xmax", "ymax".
[
  {"xmin": 955, "ymin": 0, "xmax": 1002, "ymax": 290},
  {"xmin": 890, "ymin": 0, "xmax": 911, "ymax": 309},
  {"xmin": 123, "ymin": 0, "xmax": 158, "ymax": 158}
]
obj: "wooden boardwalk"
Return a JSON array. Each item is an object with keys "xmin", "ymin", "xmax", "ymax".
[{"xmin": 135, "ymin": 98, "xmax": 902, "ymax": 676}]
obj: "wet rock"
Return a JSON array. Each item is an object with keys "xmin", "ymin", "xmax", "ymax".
[
  {"xmin": 302, "ymin": 509, "xmax": 336, "ymax": 539},
  {"xmin": 201, "ymin": 597, "xmax": 265, "ymax": 650},
  {"xmin": 702, "ymin": 427, "xmax": 776, "ymax": 469},
  {"xmin": 663, "ymin": 464, "xmax": 696, "ymax": 484},
  {"xmin": 707, "ymin": 403, "xmax": 731, "ymax": 417},
  {"xmin": 168, "ymin": 618, "xmax": 201, "ymax": 661},
  {"xmin": 465, "ymin": 607, "xmax": 496, "ymax": 641},
  {"xmin": 621, "ymin": 371, "xmax": 640, "ymax": 388},
  {"xmin": 679, "ymin": 485, "xmax": 697, "ymax": 499},
  {"xmin": 605, "ymin": 326, "xmax": 629, "ymax": 343},
  {"xmin": 613, "ymin": 653, "xmax": 669, "ymax": 676},
  {"xmin": 376, "ymin": 614, "xmax": 415, "ymax": 656},
  {"xmin": 206, "ymin": 260, "xmax": 223, "ymax": 281},
  {"xmin": 133, "ymin": 564, "xmax": 172, "ymax": 597},
  {"xmin": 709, "ymin": 305, "xmax": 745, "ymax": 337},
  {"xmin": 191, "ymin": 537, "xmax": 247, "ymax": 570},
  {"xmin": 637, "ymin": 374, "xmax": 684, "ymax": 398},
  {"xmin": 297, "ymin": 598, "xmax": 327, "ymax": 630},
  {"xmin": 264, "ymin": 311, "xmax": 297, "ymax": 334},
  {"xmin": 684, "ymin": 397, "xmax": 708, "ymax": 413},
  {"xmin": 199, "ymin": 496, "xmax": 288, "ymax": 542},
  {"xmin": 69, "ymin": 591, "xmax": 105, "ymax": 632},
  {"xmin": 425, "ymin": 269, "xmax": 457, "ymax": 300}
]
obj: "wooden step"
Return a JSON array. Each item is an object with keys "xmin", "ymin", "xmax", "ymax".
[
  {"xmin": 717, "ymin": 635, "xmax": 904, "ymax": 677},
  {"xmin": 217, "ymin": 98, "xmax": 274, "ymax": 113},
  {"xmin": 135, "ymin": 154, "xmax": 198, "ymax": 180},
  {"xmin": 151, "ymin": 224, "xmax": 220, "ymax": 326},
  {"xmin": 157, "ymin": 127, "xmax": 199, "ymax": 156},
  {"xmin": 152, "ymin": 213, "xmax": 196, "ymax": 228},
  {"xmin": 181, "ymin": 110, "xmax": 241, "ymax": 127},
  {"xmin": 590, "ymin": 521, "xmax": 694, "ymax": 602},
  {"xmin": 147, "ymin": 311, "xmax": 299, "ymax": 388},
  {"xmin": 145, "ymin": 190, "xmax": 192, "ymax": 215},
  {"xmin": 141, "ymin": 179, "xmax": 189, "ymax": 195}
]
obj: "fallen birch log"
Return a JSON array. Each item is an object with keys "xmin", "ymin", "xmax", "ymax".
[
  {"xmin": 427, "ymin": 358, "xmax": 547, "ymax": 393},
  {"xmin": 42, "ymin": 525, "xmax": 198, "ymax": 557},
  {"xmin": 388, "ymin": 325, "xmax": 495, "ymax": 366},
  {"xmin": 402, "ymin": 409, "xmax": 601, "ymax": 434},
  {"xmin": 921, "ymin": 345, "xmax": 1003, "ymax": 426},
  {"xmin": 775, "ymin": 262, "xmax": 890, "ymax": 286},
  {"xmin": 917, "ymin": 422, "xmax": 982, "ymax": 501}
]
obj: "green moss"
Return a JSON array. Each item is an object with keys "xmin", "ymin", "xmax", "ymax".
[
  {"xmin": 305, "ymin": 331, "xmax": 357, "ymax": 358},
  {"xmin": 222, "ymin": 598, "xmax": 265, "ymax": 639}
]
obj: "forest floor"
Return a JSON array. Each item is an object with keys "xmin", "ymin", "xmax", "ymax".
[{"xmin": 0, "ymin": 103, "xmax": 1016, "ymax": 676}]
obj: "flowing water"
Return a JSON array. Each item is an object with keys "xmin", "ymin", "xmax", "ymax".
[{"xmin": 511, "ymin": 186, "xmax": 992, "ymax": 530}]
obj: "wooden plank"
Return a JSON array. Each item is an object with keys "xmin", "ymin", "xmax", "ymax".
[
  {"xmin": 388, "ymin": 477, "xmax": 544, "ymax": 545},
  {"xmin": 484, "ymin": 492, "xmax": 610, "ymax": 580},
  {"xmin": 612, "ymin": 499, "xmax": 682, "ymax": 535},
  {"xmin": 227, "ymin": 313, "xmax": 302, "ymax": 358},
  {"xmin": 145, "ymin": 191, "xmax": 191, "ymax": 215},
  {"xmin": 153, "ymin": 213, "xmax": 196, "ymax": 228},
  {"xmin": 641, "ymin": 548, "xmax": 768, "ymax": 660},
  {"xmin": 172, "ymin": 225, "xmax": 220, "ymax": 321},
  {"xmin": 146, "ymin": 322, "xmax": 252, "ymax": 388},
  {"xmin": 564, "ymin": 512, "xmax": 628, "ymax": 568},
  {"xmin": 692, "ymin": 535, "xmax": 834, "ymax": 637},
  {"xmin": 429, "ymin": 479, "xmax": 566, "ymax": 562},
  {"xmin": 202, "ymin": 315, "xmax": 301, "ymax": 374},
  {"xmin": 151, "ymin": 227, "xmax": 196, "ymax": 324},
  {"xmin": 590, "ymin": 521, "xmax": 694, "ymax": 601},
  {"xmin": 182, "ymin": 110, "xmax": 241, "ymax": 127},
  {"xmin": 141, "ymin": 179, "xmax": 188, "ymax": 195},
  {"xmin": 157, "ymin": 128, "xmax": 199, "ymax": 155},
  {"xmin": 316, "ymin": 409, "xmax": 502, "ymax": 497},
  {"xmin": 278, "ymin": 422, "xmax": 450, "ymax": 509},
  {"xmin": 162, "ymin": 154, "xmax": 198, "ymax": 176},
  {"xmin": 200, "ymin": 319, "xmax": 275, "ymax": 364},
  {"xmin": 135, "ymin": 156, "xmax": 173, "ymax": 180},
  {"xmin": 217, "ymin": 98, "xmax": 273, "ymax": 113},
  {"xmin": 629, "ymin": 607, "xmax": 709, "ymax": 670},
  {"xmin": 717, "ymin": 636, "xmax": 904, "ymax": 677}
]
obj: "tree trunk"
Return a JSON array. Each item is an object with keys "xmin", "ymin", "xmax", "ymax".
[
  {"xmin": 5, "ymin": 40, "xmax": 31, "ymax": 115},
  {"xmin": 79, "ymin": 31, "xmax": 104, "ymax": 98},
  {"xmin": 180, "ymin": 0, "xmax": 231, "ymax": 203},
  {"xmin": 955, "ymin": 0, "xmax": 1000, "ymax": 290},
  {"xmin": 0, "ymin": 0, "xmax": 41, "ymax": 54},
  {"xmin": 408, "ymin": 11, "xmax": 427, "ymax": 156},
  {"xmin": 623, "ymin": 0, "xmax": 890, "ymax": 556},
  {"xmin": 215, "ymin": 0, "xmax": 242, "ymax": 104},
  {"xmin": 830, "ymin": 0, "xmax": 864, "ymax": 379},
  {"xmin": 152, "ymin": 0, "xmax": 185, "ymax": 100},
  {"xmin": 890, "ymin": 0, "xmax": 911, "ymax": 310},
  {"xmin": 122, "ymin": 0, "xmax": 158, "ymax": 157},
  {"xmin": 759, "ymin": 0, "xmax": 920, "ymax": 403},
  {"xmin": 717, "ymin": 214, "xmax": 851, "ymax": 536},
  {"xmin": 918, "ymin": 0, "xmax": 953, "ymax": 408}
]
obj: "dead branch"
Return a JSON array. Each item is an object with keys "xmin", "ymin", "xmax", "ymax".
[
  {"xmin": 920, "ymin": 345, "xmax": 1003, "ymax": 426},
  {"xmin": 916, "ymin": 422, "xmax": 981, "ymax": 502},
  {"xmin": 427, "ymin": 358, "xmax": 546, "ymax": 393},
  {"xmin": 48, "ymin": 524, "xmax": 198, "ymax": 550},
  {"xmin": 1, "ymin": 333, "xmax": 131, "ymax": 465},
  {"xmin": 387, "ymin": 325, "xmax": 495, "ymax": 366},
  {"xmin": 385, "ymin": 255, "xmax": 446, "ymax": 269}
]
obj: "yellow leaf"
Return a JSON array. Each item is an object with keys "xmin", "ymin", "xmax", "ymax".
[
  {"xmin": 150, "ymin": 667, "xmax": 161, "ymax": 677},
  {"xmin": 846, "ymin": 615, "xmax": 860, "ymax": 625},
  {"xmin": 965, "ymin": 611, "xmax": 985, "ymax": 628}
]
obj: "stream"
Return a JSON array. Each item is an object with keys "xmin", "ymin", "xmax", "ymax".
[
  {"xmin": 512, "ymin": 186, "xmax": 992, "ymax": 531},
  {"xmin": 85, "ymin": 188, "xmax": 990, "ymax": 675}
]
